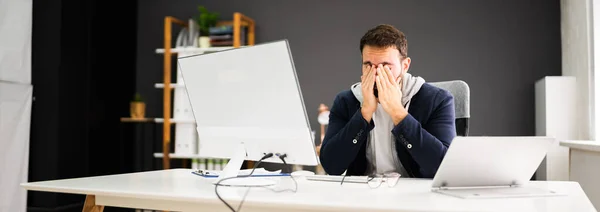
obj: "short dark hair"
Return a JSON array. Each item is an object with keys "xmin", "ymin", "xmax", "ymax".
[{"xmin": 360, "ymin": 24, "xmax": 407, "ymax": 58}]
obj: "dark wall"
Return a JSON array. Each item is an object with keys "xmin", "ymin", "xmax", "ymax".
[
  {"xmin": 30, "ymin": 0, "xmax": 62, "ymax": 209},
  {"xmin": 137, "ymin": 0, "xmax": 561, "ymax": 140},
  {"xmin": 30, "ymin": 0, "xmax": 137, "ymax": 211}
]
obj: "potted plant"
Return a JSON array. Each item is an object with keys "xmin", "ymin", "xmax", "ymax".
[
  {"xmin": 196, "ymin": 6, "xmax": 219, "ymax": 48},
  {"xmin": 130, "ymin": 93, "xmax": 146, "ymax": 119}
]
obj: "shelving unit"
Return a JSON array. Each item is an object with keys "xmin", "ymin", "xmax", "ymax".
[{"xmin": 154, "ymin": 13, "xmax": 255, "ymax": 169}]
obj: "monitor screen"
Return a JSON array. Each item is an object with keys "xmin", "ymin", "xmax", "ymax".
[{"xmin": 177, "ymin": 40, "xmax": 318, "ymax": 166}]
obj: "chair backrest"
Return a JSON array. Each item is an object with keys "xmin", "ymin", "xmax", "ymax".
[{"xmin": 429, "ymin": 80, "xmax": 470, "ymax": 136}]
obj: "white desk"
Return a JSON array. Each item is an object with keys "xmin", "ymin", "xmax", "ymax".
[{"xmin": 21, "ymin": 169, "xmax": 596, "ymax": 212}]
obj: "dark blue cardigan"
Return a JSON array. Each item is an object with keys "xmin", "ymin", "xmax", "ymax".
[{"xmin": 319, "ymin": 83, "xmax": 456, "ymax": 178}]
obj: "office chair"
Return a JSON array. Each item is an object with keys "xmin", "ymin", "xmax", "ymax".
[{"xmin": 429, "ymin": 80, "xmax": 470, "ymax": 136}]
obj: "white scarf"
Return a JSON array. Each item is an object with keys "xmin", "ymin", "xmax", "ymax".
[{"xmin": 350, "ymin": 73, "xmax": 425, "ymax": 175}]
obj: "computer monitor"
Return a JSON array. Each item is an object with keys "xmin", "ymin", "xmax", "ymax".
[{"xmin": 177, "ymin": 40, "xmax": 319, "ymax": 183}]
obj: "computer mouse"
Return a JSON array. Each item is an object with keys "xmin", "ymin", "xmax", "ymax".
[{"xmin": 291, "ymin": 170, "xmax": 315, "ymax": 177}]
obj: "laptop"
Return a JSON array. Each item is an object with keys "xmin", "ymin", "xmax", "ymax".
[{"xmin": 431, "ymin": 136, "xmax": 564, "ymax": 198}]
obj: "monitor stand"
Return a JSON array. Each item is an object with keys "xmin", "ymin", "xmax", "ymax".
[{"xmin": 214, "ymin": 142, "xmax": 277, "ymax": 187}]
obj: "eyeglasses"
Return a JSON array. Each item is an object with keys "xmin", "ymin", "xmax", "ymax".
[
  {"xmin": 366, "ymin": 172, "xmax": 401, "ymax": 188},
  {"xmin": 340, "ymin": 172, "xmax": 401, "ymax": 188}
]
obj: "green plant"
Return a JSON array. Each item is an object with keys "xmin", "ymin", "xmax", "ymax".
[
  {"xmin": 196, "ymin": 6, "xmax": 219, "ymax": 36},
  {"xmin": 132, "ymin": 93, "xmax": 143, "ymax": 102}
]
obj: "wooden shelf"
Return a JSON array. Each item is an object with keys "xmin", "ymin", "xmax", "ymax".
[
  {"xmin": 153, "ymin": 118, "xmax": 195, "ymax": 124},
  {"xmin": 154, "ymin": 83, "xmax": 185, "ymax": 89},
  {"xmin": 158, "ymin": 13, "xmax": 256, "ymax": 169},
  {"xmin": 120, "ymin": 117, "xmax": 155, "ymax": 123},
  {"xmin": 153, "ymin": 153, "xmax": 207, "ymax": 159},
  {"xmin": 119, "ymin": 117, "xmax": 194, "ymax": 124}
]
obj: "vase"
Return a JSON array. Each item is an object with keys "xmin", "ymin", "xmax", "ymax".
[
  {"xmin": 199, "ymin": 36, "xmax": 211, "ymax": 48},
  {"xmin": 130, "ymin": 102, "xmax": 146, "ymax": 119}
]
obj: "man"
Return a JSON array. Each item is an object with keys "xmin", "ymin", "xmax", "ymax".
[{"xmin": 319, "ymin": 24, "xmax": 456, "ymax": 178}]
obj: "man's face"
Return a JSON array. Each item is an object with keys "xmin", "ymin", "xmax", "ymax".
[{"xmin": 361, "ymin": 45, "xmax": 410, "ymax": 82}]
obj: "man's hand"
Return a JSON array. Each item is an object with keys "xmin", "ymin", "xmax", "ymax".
[
  {"xmin": 375, "ymin": 64, "xmax": 408, "ymax": 125},
  {"xmin": 361, "ymin": 65, "xmax": 377, "ymax": 122}
]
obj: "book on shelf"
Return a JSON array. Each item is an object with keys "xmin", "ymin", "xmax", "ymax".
[
  {"xmin": 209, "ymin": 25, "xmax": 233, "ymax": 34},
  {"xmin": 210, "ymin": 40, "xmax": 233, "ymax": 46},
  {"xmin": 209, "ymin": 34, "xmax": 232, "ymax": 40},
  {"xmin": 209, "ymin": 25, "xmax": 246, "ymax": 46}
]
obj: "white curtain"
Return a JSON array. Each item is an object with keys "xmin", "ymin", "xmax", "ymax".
[
  {"xmin": 0, "ymin": 0, "xmax": 33, "ymax": 211},
  {"xmin": 0, "ymin": 83, "xmax": 32, "ymax": 212}
]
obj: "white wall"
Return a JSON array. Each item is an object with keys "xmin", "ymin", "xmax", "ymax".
[{"xmin": 0, "ymin": 0, "xmax": 32, "ymax": 211}]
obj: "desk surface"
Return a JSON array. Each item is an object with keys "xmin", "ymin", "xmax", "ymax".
[{"xmin": 21, "ymin": 169, "xmax": 596, "ymax": 212}]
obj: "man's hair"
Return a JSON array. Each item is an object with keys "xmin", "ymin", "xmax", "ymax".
[{"xmin": 360, "ymin": 24, "xmax": 408, "ymax": 58}]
